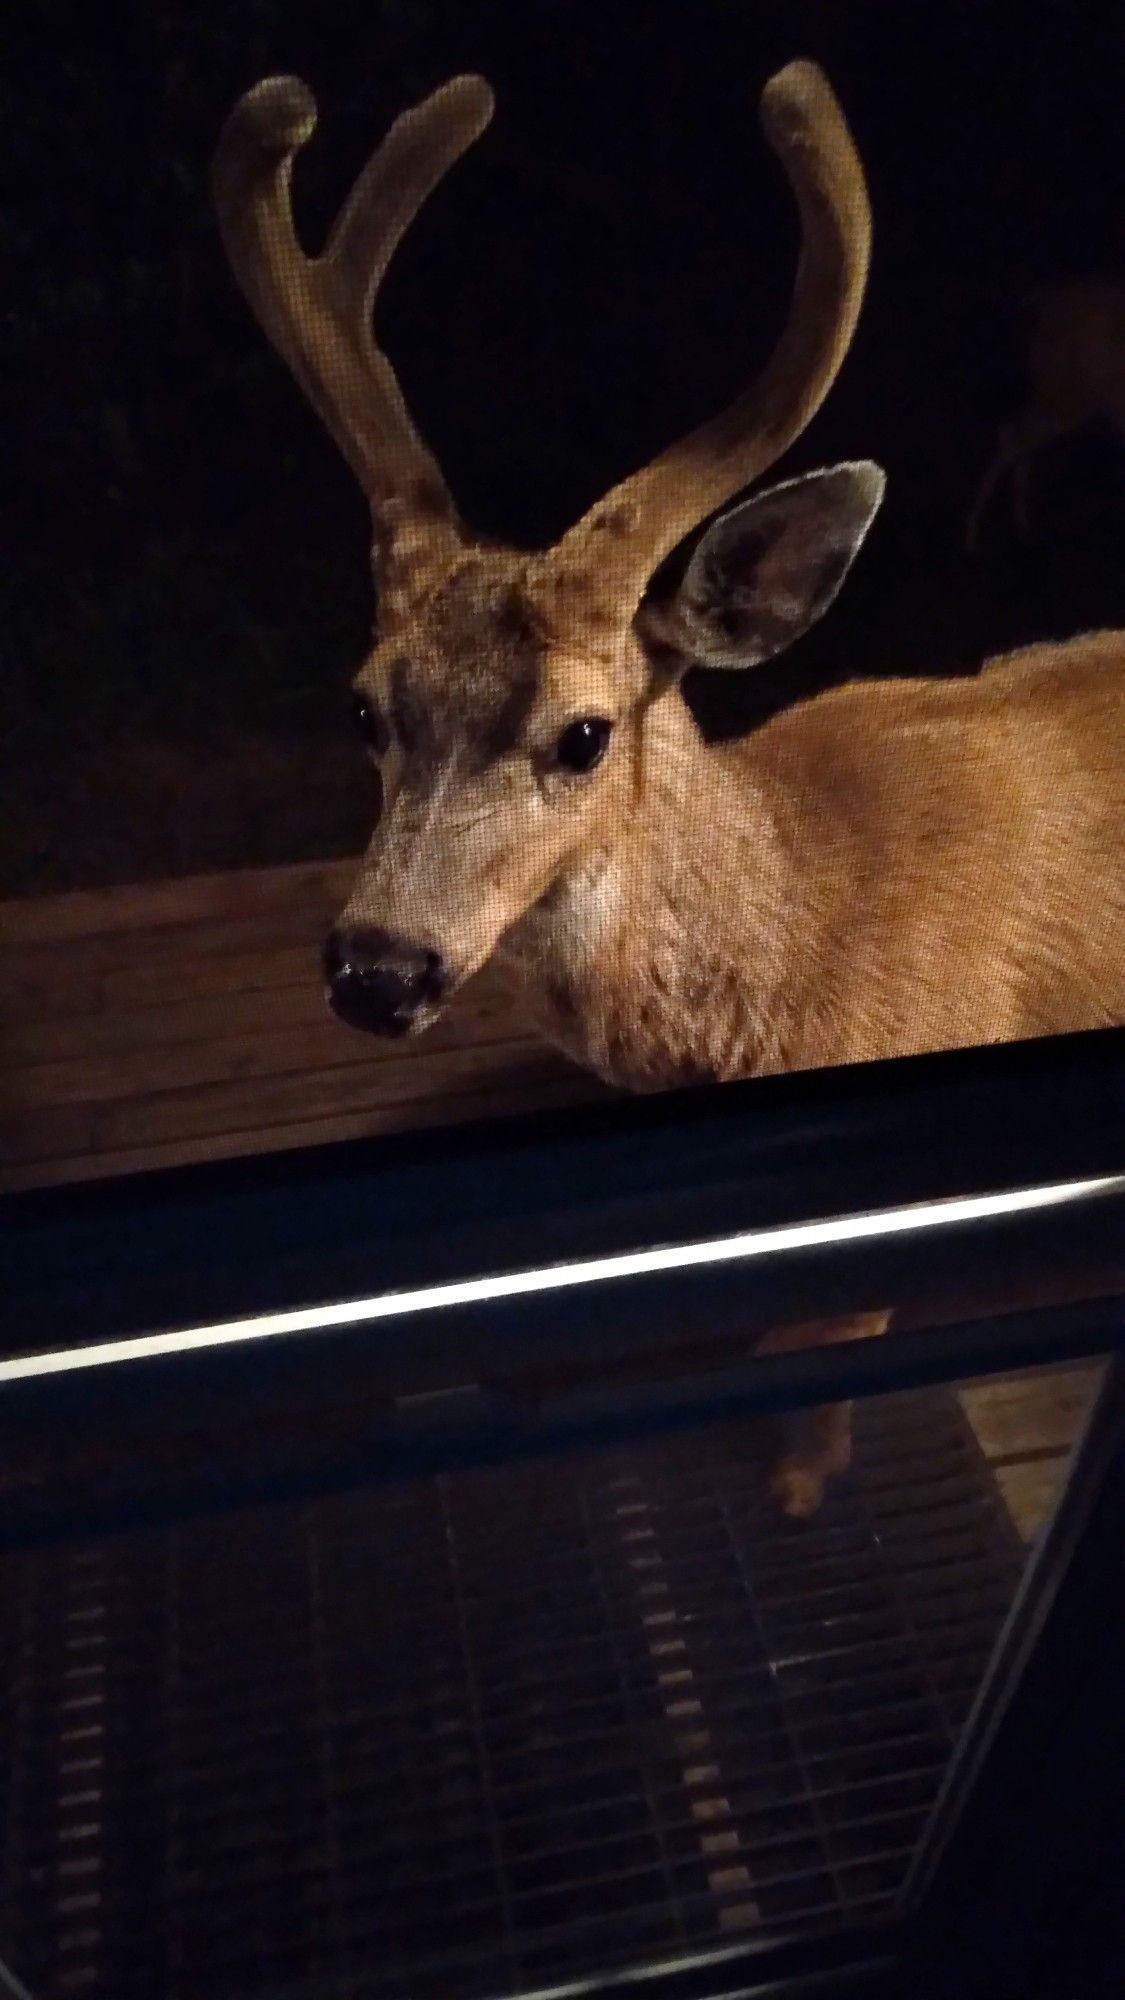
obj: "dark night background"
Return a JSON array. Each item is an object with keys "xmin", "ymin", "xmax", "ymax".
[{"xmin": 4, "ymin": 0, "xmax": 1123, "ymax": 894}]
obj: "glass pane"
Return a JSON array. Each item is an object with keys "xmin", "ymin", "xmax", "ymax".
[
  {"xmin": 0, "ymin": 1355, "xmax": 1110, "ymax": 1997},
  {"xmin": 4, "ymin": 0, "xmax": 1121, "ymax": 1993}
]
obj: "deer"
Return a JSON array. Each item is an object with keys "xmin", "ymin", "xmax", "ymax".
[
  {"xmin": 966, "ymin": 273, "xmax": 1125, "ymax": 550},
  {"xmin": 214, "ymin": 61, "xmax": 1125, "ymax": 1519}
]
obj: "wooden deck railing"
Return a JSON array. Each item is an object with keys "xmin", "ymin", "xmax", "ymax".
[{"xmin": 0, "ymin": 860, "xmax": 608, "ymax": 1192}]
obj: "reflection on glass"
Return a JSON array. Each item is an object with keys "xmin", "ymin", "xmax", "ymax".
[{"xmin": 0, "ymin": 1358, "xmax": 1108, "ymax": 1998}]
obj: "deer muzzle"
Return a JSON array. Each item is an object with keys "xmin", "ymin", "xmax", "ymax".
[{"xmin": 323, "ymin": 926, "xmax": 449, "ymax": 1038}]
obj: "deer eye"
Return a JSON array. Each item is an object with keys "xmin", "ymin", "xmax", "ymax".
[
  {"xmin": 554, "ymin": 717, "xmax": 613, "ymax": 775},
  {"xmin": 351, "ymin": 689, "xmax": 389, "ymax": 758}
]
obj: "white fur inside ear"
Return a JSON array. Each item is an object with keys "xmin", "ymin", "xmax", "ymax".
[{"xmin": 676, "ymin": 460, "xmax": 887, "ymax": 670}]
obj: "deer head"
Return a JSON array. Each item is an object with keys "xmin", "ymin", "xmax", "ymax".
[{"xmin": 214, "ymin": 61, "xmax": 882, "ymax": 1038}]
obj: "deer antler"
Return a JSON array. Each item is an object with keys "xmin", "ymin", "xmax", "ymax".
[
  {"xmin": 213, "ymin": 72, "xmax": 494, "ymax": 529},
  {"xmin": 547, "ymin": 60, "xmax": 872, "ymax": 614},
  {"xmin": 216, "ymin": 61, "xmax": 868, "ymax": 616}
]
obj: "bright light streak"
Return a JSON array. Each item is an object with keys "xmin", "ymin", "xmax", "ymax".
[{"xmin": 2, "ymin": 1176, "xmax": 1119, "ymax": 1384}]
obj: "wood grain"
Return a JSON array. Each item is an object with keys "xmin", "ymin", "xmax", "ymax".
[
  {"xmin": 959, "ymin": 1363, "xmax": 1106, "ymax": 1543},
  {"xmin": 0, "ymin": 859, "xmax": 351, "ymax": 944},
  {"xmin": 0, "ymin": 862, "xmax": 602, "ymax": 1191}
]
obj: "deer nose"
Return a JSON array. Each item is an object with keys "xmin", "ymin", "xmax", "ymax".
[{"xmin": 323, "ymin": 927, "xmax": 447, "ymax": 1037}]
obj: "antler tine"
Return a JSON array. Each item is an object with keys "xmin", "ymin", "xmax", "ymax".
[
  {"xmin": 547, "ymin": 61, "xmax": 871, "ymax": 613},
  {"xmin": 213, "ymin": 73, "xmax": 494, "ymax": 522},
  {"xmin": 324, "ymin": 76, "xmax": 495, "ymax": 354}
]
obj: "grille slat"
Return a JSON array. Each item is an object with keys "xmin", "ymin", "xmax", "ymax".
[{"xmin": 1, "ymin": 1386, "xmax": 1026, "ymax": 1999}]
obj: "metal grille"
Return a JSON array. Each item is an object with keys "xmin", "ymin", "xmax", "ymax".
[{"xmin": 1, "ymin": 1388, "xmax": 1023, "ymax": 2000}]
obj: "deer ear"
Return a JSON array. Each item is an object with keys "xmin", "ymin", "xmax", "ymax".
[{"xmin": 643, "ymin": 462, "xmax": 885, "ymax": 672}]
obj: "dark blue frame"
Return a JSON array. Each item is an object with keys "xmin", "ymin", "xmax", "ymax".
[{"xmin": 2, "ymin": 1024, "xmax": 1124, "ymax": 1995}]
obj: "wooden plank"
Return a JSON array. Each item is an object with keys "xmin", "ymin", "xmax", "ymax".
[
  {"xmin": 0, "ymin": 964, "xmax": 516, "ymax": 1072},
  {"xmin": 3, "ymin": 975, "xmax": 328, "ymax": 1063},
  {"xmin": 3, "ymin": 979, "xmax": 526, "ymax": 1096},
  {"xmin": 0, "ymin": 1032, "xmax": 581, "ymax": 1172},
  {"xmin": 959, "ymin": 1365, "xmax": 1104, "ymax": 1460},
  {"xmin": 0, "ymin": 1100, "xmax": 100, "ymax": 1181},
  {"xmin": 85, "ymin": 1041, "xmax": 594, "ymax": 1155},
  {"xmin": 0, "ymin": 855, "xmax": 355, "ymax": 1027},
  {"xmin": 0, "ymin": 1071, "xmax": 609, "ymax": 1192},
  {"xmin": 959, "ymin": 1364, "xmax": 1106, "ymax": 1545},
  {"xmin": 0, "ymin": 941, "xmax": 320, "ymax": 1028},
  {"xmin": 0, "ymin": 908, "xmax": 338, "ymax": 987},
  {"xmin": 0, "ymin": 962, "xmax": 106, "ymax": 1029},
  {"xmin": 6, "ymin": 1017, "xmax": 535, "ymax": 1107},
  {"xmin": 0, "ymin": 932, "xmax": 314, "ymax": 1043},
  {"xmin": 99, "ymin": 942, "xmax": 318, "ymax": 1014},
  {"xmin": 994, "ymin": 1461, "xmax": 1068, "ymax": 1545},
  {"xmin": 0, "ymin": 862, "xmax": 598, "ymax": 1192},
  {"xmin": 0, "ymin": 858, "xmax": 352, "ymax": 945}
]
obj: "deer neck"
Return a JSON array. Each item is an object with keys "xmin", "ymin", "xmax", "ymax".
[{"xmin": 498, "ymin": 692, "xmax": 792, "ymax": 1088}]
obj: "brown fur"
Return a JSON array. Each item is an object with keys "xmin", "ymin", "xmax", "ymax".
[
  {"xmin": 216, "ymin": 62, "xmax": 1125, "ymax": 1519},
  {"xmin": 501, "ymin": 627, "xmax": 1125, "ymax": 1088},
  {"xmin": 338, "ymin": 539, "xmax": 1124, "ymax": 1098},
  {"xmin": 339, "ymin": 595, "xmax": 1124, "ymax": 1518}
]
